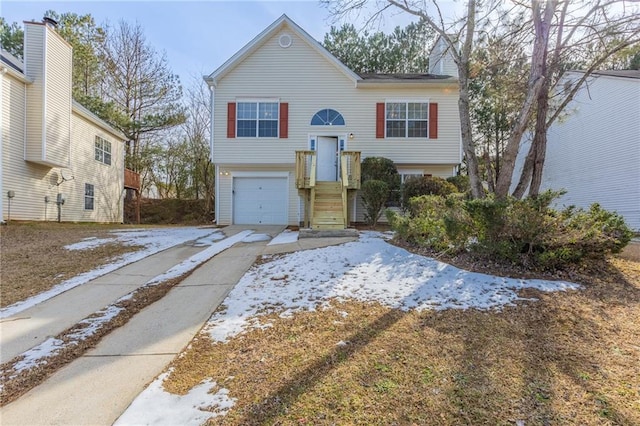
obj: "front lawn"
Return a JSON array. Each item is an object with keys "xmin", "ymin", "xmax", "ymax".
[{"xmin": 152, "ymin": 234, "xmax": 640, "ymax": 425}]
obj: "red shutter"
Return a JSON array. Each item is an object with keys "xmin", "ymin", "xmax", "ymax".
[
  {"xmin": 376, "ymin": 103, "xmax": 385, "ymax": 138},
  {"xmin": 279, "ymin": 102, "xmax": 288, "ymax": 138},
  {"xmin": 227, "ymin": 102, "xmax": 236, "ymax": 138},
  {"xmin": 428, "ymin": 103, "xmax": 438, "ymax": 139}
]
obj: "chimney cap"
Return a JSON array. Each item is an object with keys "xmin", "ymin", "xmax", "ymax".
[{"xmin": 42, "ymin": 17, "xmax": 58, "ymax": 29}]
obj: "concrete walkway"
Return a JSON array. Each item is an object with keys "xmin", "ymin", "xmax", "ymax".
[{"xmin": 0, "ymin": 226, "xmax": 355, "ymax": 425}]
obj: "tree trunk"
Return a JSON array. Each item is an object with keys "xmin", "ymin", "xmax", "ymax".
[
  {"xmin": 494, "ymin": 0, "xmax": 556, "ymax": 199},
  {"xmin": 512, "ymin": 143, "xmax": 534, "ymax": 198},
  {"xmin": 459, "ymin": 0, "xmax": 485, "ymax": 199},
  {"xmin": 528, "ymin": 77, "xmax": 551, "ymax": 197}
]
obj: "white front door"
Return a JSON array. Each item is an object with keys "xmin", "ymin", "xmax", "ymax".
[{"xmin": 316, "ymin": 136, "xmax": 338, "ymax": 181}]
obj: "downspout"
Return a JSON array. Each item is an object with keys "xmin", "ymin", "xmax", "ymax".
[{"xmin": 206, "ymin": 79, "xmax": 218, "ymax": 223}]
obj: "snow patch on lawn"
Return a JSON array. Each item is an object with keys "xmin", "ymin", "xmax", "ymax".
[
  {"xmin": 114, "ymin": 371, "xmax": 235, "ymax": 426},
  {"xmin": 205, "ymin": 232, "xmax": 579, "ymax": 342},
  {"xmin": 0, "ymin": 227, "xmax": 221, "ymax": 319}
]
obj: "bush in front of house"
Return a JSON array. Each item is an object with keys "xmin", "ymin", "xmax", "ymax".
[
  {"xmin": 446, "ymin": 175, "xmax": 471, "ymax": 193},
  {"xmin": 361, "ymin": 157, "xmax": 401, "ymax": 205},
  {"xmin": 401, "ymin": 176, "xmax": 458, "ymax": 208},
  {"xmin": 361, "ymin": 180, "xmax": 390, "ymax": 227},
  {"xmin": 388, "ymin": 190, "xmax": 634, "ymax": 269}
]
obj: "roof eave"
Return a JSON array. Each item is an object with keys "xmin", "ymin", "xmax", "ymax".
[
  {"xmin": 355, "ymin": 78, "xmax": 459, "ymax": 89},
  {"xmin": 72, "ymin": 101, "xmax": 127, "ymax": 141},
  {"xmin": 1, "ymin": 66, "xmax": 33, "ymax": 84}
]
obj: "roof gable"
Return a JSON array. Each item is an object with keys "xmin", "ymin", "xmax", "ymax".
[{"xmin": 204, "ymin": 14, "xmax": 361, "ymax": 87}]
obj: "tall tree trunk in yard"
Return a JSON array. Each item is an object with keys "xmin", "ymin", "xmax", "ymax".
[
  {"xmin": 494, "ymin": 0, "xmax": 556, "ymax": 199},
  {"xmin": 458, "ymin": 0, "xmax": 485, "ymax": 199},
  {"xmin": 512, "ymin": 143, "xmax": 535, "ymax": 199},
  {"xmin": 528, "ymin": 76, "xmax": 551, "ymax": 198}
]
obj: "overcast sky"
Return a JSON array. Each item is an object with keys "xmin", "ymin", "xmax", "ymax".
[{"xmin": 2, "ymin": 0, "xmax": 424, "ymax": 88}]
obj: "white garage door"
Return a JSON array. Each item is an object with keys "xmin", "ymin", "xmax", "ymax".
[{"xmin": 233, "ymin": 177, "xmax": 288, "ymax": 225}]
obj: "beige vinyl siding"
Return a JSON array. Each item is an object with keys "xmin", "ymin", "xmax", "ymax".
[
  {"xmin": 43, "ymin": 27, "xmax": 72, "ymax": 167},
  {"xmin": 64, "ymin": 112, "xmax": 124, "ymax": 222},
  {"xmin": 2, "ymin": 71, "xmax": 124, "ymax": 222},
  {"xmin": 24, "ymin": 23, "xmax": 45, "ymax": 162},
  {"xmin": 3, "ymin": 72, "xmax": 63, "ymax": 221},
  {"xmin": 23, "ymin": 22, "xmax": 72, "ymax": 168},
  {"xmin": 216, "ymin": 165, "xmax": 298, "ymax": 226},
  {"xmin": 214, "ymin": 28, "xmax": 461, "ymax": 167}
]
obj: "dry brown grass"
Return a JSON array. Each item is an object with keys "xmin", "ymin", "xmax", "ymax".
[
  {"xmin": 164, "ymin": 255, "xmax": 640, "ymax": 425},
  {"xmin": 0, "ymin": 221, "xmax": 143, "ymax": 308}
]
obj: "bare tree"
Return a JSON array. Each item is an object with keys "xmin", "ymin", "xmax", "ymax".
[
  {"xmin": 324, "ymin": 0, "xmax": 510, "ymax": 198},
  {"xmin": 513, "ymin": 0, "xmax": 640, "ymax": 198},
  {"xmin": 324, "ymin": 0, "xmax": 639, "ymax": 200},
  {"xmin": 182, "ymin": 77, "xmax": 215, "ymax": 211},
  {"xmin": 99, "ymin": 20, "xmax": 185, "ymax": 184}
]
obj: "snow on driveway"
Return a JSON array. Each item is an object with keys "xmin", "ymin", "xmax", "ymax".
[
  {"xmin": 120, "ymin": 231, "xmax": 580, "ymax": 425},
  {"xmin": 0, "ymin": 227, "xmax": 223, "ymax": 319}
]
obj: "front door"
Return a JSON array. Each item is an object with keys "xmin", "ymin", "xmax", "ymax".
[{"xmin": 316, "ymin": 136, "xmax": 338, "ymax": 181}]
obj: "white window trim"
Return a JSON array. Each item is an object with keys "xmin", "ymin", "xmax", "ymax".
[
  {"xmin": 384, "ymin": 99, "xmax": 430, "ymax": 139},
  {"xmin": 94, "ymin": 135, "xmax": 112, "ymax": 166},
  {"xmin": 84, "ymin": 183, "xmax": 95, "ymax": 211},
  {"xmin": 398, "ymin": 169, "xmax": 425, "ymax": 184},
  {"xmin": 236, "ymin": 98, "xmax": 280, "ymax": 139}
]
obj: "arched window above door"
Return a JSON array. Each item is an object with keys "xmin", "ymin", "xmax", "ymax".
[{"xmin": 310, "ymin": 109, "xmax": 345, "ymax": 126}]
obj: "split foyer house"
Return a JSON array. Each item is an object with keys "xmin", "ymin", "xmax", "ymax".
[
  {"xmin": 205, "ymin": 15, "xmax": 461, "ymax": 229},
  {"xmin": 1, "ymin": 19, "xmax": 137, "ymax": 223},
  {"xmin": 517, "ymin": 70, "xmax": 640, "ymax": 231}
]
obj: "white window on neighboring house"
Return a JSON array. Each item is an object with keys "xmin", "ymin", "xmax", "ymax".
[
  {"xmin": 399, "ymin": 170, "xmax": 431, "ymax": 184},
  {"xmin": 95, "ymin": 136, "xmax": 112, "ymax": 165},
  {"xmin": 386, "ymin": 102, "xmax": 429, "ymax": 138},
  {"xmin": 237, "ymin": 101, "xmax": 279, "ymax": 137},
  {"xmin": 84, "ymin": 183, "xmax": 95, "ymax": 210}
]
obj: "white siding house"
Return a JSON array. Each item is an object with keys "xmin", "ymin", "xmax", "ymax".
[
  {"xmin": 532, "ymin": 70, "xmax": 640, "ymax": 231},
  {"xmin": 205, "ymin": 15, "xmax": 461, "ymax": 227},
  {"xmin": 1, "ymin": 20, "xmax": 127, "ymax": 223}
]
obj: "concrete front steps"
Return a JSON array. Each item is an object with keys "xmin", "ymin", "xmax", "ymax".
[{"xmin": 311, "ymin": 181, "xmax": 345, "ymax": 230}]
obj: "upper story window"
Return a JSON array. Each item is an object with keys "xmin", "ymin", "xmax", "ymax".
[
  {"xmin": 386, "ymin": 102, "xmax": 429, "ymax": 138},
  {"xmin": 95, "ymin": 136, "xmax": 112, "ymax": 165},
  {"xmin": 311, "ymin": 109, "xmax": 345, "ymax": 126},
  {"xmin": 237, "ymin": 101, "xmax": 279, "ymax": 137}
]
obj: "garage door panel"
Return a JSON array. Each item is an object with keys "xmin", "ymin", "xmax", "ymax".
[{"xmin": 233, "ymin": 177, "xmax": 287, "ymax": 225}]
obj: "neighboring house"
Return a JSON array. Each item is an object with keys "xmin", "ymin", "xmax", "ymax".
[
  {"xmin": 204, "ymin": 15, "xmax": 461, "ymax": 228},
  {"xmin": 1, "ymin": 19, "xmax": 132, "ymax": 223},
  {"xmin": 518, "ymin": 70, "xmax": 639, "ymax": 231}
]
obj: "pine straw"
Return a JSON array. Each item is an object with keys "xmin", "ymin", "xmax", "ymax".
[
  {"xmin": 0, "ymin": 222, "xmax": 143, "ymax": 308},
  {"xmin": 162, "ymin": 256, "xmax": 640, "ymax": 425}
]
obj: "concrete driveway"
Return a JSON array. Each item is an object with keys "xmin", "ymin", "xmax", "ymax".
[{"xmin": 0, "ymin": 225, "xmax": 356, "ymax": 425}]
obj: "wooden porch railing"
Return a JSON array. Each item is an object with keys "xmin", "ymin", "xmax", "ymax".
[
  {"xmin": 340, "ymin": 151, "xmax": 361, "ymax": 189},
  {"xmin": 295, "ymin": 150, "xmax": 361, "ymax": 189},
  {"xmin": 295, "ymin": 151, "xmax": 316, "ymax": 189},
  {"xmin": 124, "ymin": 168, "xmax": 141, "ymax": 190}
]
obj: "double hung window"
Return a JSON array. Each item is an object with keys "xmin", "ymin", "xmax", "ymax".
[{"xmin": 237, "ymin": 101, "xmax": 279, "ymax": 137}]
